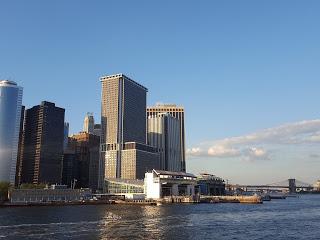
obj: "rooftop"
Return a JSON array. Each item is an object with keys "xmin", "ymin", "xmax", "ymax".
[
  {"xmin": 0, "ymin": 80, "xmax": 18, "ymax": 86},
  {"xmin": 153, "ymin": 169, "xmax": 196, "ymax": 178},
  {"xmin": 100, "ymin": 73, "xmax": 148, "ymax": 92}
]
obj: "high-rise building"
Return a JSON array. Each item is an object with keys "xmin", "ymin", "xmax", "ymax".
[
  {"xmin": 83, "ymin": 113, "xmax": 94, "ymax": 134},
  {"xmin": 63, "ymin": 122, "xmax": 69, "ymax": 151},
  {"xmin": 147, "ymin": 113, "xmax": 181, "ymax": 172},
  {"xmin": 0, "ymin": 80, "xmax": 23, "ymax": 185},
  {"xmin": 100, "ymin": 74, "xmax": 159, "ymax": 181},
  {"xmin": 147, "ymin": 104, "xmax": 186, "ymax": 172},
  {"xmin": 15, "ymin": 105, "xmax": 25, "ymax": 186},
  {"xmin": 62, "ymin": 132, "xmax": 100, "ymax": 191},
  {"xmin": 20, "ymin": 101, "xmax": 65, "ymax": 185}
]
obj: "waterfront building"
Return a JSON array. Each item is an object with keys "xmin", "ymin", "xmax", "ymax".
[
  {"xmin": 20, "ymin": 101, "xmax": 65, "ymax": 185},
  {"xmin": 104, "ymin": 178, "xmax": 145, "ymax": 200},
  {"xmin": 62, "ymin": 132, "xmax": 100, "ymax": 191},
  {"xmin": 9, "ymin": 185, "xmax": 91, "ymax": 203},
  {"xmin": 197, "ymin": 173, "xmax": 225, "ymax": 196},
  {"xmin": 63, "ymin": 122, "xmax": 69, "ymax": 151},
  {"xmin": 83, "ymin": 113, "xmax": 94, "ymax": 134},
  {"xmin": 0, "ymin": 80, "xmax": 23, "ymax": 185},
  {"xmin": 100, "ymin": 74, "xmax": 159, "ymax": 183},
  {"xmin": 147, "ymin": 104, "xmax": 186, "ymax": 172},
  {"xmin": 147, "ymin": 113, "xmax": 181, "ymax": 172},
  {"xmin": 144, "ymin": 169, "xmax": 197, "ymax": 200}
]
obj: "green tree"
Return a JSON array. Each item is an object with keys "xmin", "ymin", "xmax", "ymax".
[
  {"xmin": 19, "ymin": 183, "xmax": 47, "ymax": 189},
  {"xmin": 0, "ymin": 182, "xmax": 10, "ymax": 202}
]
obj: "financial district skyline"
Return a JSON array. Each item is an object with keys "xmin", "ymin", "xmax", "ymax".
[{"xmin": 0, "ymin": 73, "xmax": 187, "ymax": 189}]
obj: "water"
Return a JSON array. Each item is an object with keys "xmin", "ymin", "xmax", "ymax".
[{"xmin": 0, "ymin": 195, "xmax": 319, "ymax": 239}]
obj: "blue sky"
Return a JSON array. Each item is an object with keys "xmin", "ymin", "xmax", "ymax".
[{"xmin": 1, "ymin": 1, "xmax": 320, "ymax": 184}]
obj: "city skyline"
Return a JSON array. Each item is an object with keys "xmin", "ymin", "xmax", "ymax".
[{"xmin": 1, "ymin": 1, "xmax": 320, "ymax": 184}]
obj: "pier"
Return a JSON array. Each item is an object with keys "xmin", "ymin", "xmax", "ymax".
[{"xmin": 201, "ymin": 195, "xmax": 263, "ymax": 204}]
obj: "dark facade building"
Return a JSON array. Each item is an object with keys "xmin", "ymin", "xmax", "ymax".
[
  {"xmin": 62, "ymin": 132, "xmax": 100, "ymax": 191},
  {"xmin": 61, "ymin": 152, "xmax": 78, "ymax": 189},
  {"xmin": 15, "ymin": 105, "xmax": 25, "ymax": 186},
  {"xmin": 20, "ymin": 101, "xmax": 65, "ymax": 185}
]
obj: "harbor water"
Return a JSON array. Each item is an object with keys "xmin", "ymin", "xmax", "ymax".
[{"xmin": 0, "ymin": 195, "xmax": 319, "ymax": 239}]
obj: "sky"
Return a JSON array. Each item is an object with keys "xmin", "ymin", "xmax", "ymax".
[{"xmin": 1, "ymin": 0, "xmax": 320, "ymax": 184}]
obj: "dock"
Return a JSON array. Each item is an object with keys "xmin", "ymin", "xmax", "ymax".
[{"xmin": 200, "ymin": 195, "xmax": 263, "ymax": 204}]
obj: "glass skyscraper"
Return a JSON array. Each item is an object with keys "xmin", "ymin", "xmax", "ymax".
[{"xmin": 0, "ymin": 80, "xmax": 23, "ymax": 185}]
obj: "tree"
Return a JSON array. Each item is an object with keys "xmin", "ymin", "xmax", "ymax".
[{"xmin": 0, "ymin": 182, "xmax": 10, "ymax": 202}]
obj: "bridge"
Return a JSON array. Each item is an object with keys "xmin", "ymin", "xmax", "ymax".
[{"xmin": 228, "ymin": 179, "xmax": 313, "ymax": 193}]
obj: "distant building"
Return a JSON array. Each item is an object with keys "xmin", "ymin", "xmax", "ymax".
[
  {"xmin": 20, "ymin": 101, "xmax": 65, "ymax": 185},
  {"xmin": 314, "ymin": 180, "xmax": 320, "ymax": 192},
  {"xmin": 63, "ymin": 122, "xmax": 69, "ymax": 151},
  {"xmin": 197, "ymin": 173, "xmax": 225, "ymax": 196},
  {"xmin": 148, "ymin": 113, "xmax": 181, "ymax": 172},
  {"xmin": 144, "ymin": 169, "xmax": 197, "ymax": 200},
  {"xmin": 147, "ymin": 104, "xmax": 186, "ymax": 172},
  {"xmin": 83, "ymin": 113, "xmax": 94, "ymax": 134},
  {"xmin": 10, "ymin": 185, "xmax": 91, "ymax": 203},
  {"xmin": 0, "ymin": 80, "xmax": 23, "ymax": 185},
  {"xmin": 62, "ymin": 132, "xmax": 100, "ymax": 191},
  {"xmin": 100, "ymin": 74, "xmax": 159, "ymax": 183},
  {"xmin": 93, "ymin": 124, "xmax": 101, "ymax": 137},
  {"xmin": 104, "ymin": 178, "xmax": 145, "ymax": 200}
]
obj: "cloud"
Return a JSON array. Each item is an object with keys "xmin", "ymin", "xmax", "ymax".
[
  {"xmin": 208, "ymin": 145, "xmax": 240, "ymax": 157},
  {"xmin": 187, "ymin": 119, "xmax": 320, "ymax": 162},
  {"xmin": 186, "ymin": 147, "xmax": 205, "ymax": 156}
]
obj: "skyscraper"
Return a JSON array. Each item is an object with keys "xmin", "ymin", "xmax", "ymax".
[
  {"xmin": 20, "ymin": 101, "xmax": 65, "ymax": 185},
  {"xmin": 147, "ymin": 104, "xmax": 186, "ymax": 172},
  {"xmin": 100, "ymin": 74, "xmax": 159, "ymax": 181},
  {"xmin": 83, "ymin": 113, "xmax": 94, "ymax": 134},
  {"xmin": 0, "ymin": 80, "xmax": 23, "ymax": 185},
  {"xmin": 147, "ymin": 113, "xmax": 182, "ymax": 172}
]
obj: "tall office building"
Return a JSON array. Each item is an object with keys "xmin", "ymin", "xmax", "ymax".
[
  {"xmin": 100, "ymin": 74, "xmax": 159, "ymax": 181},
  {"xmin": 148, "ymin": 113, "xmax": 181, "ymax": 172},
  {"xmin": 15, "ymin": 105, "xmax": 25, "ymax": 186},
  {"xmin": 83, "ymin": 113, "xmax": 94, "ymax": 134},
  {"xmin": 147, "ymin": 104, "xmax": 186, "ymax": 172},
  {"xmin": 20, "ymin": 101, "xmax": 65, "ymax": 185},
  {"xmin": 0, "ymin": 80, "xmax": 23, "ymax": 185}
]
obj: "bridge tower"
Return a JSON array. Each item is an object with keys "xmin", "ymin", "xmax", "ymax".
[{"xmin": 288, "ymin": 179, "xmax": 296, "ymax": 193}]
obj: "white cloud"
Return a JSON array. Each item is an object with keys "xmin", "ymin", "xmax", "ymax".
[
  {"xmin": 208, "ymin": 145, "xmax": 240, "ymax": 157},
  {"xmin": 187, "ymin": 119, "xmax": 320, "ymax": 162}
]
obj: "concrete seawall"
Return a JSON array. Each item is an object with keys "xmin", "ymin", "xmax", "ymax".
[{"xmin": 201, "ymin": 195, "xmax": 263, "ymax": 204}]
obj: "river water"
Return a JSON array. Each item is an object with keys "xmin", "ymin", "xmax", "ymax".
[{"xmin": 0, "ymin": 195, "xmax": 319, "ymax": 239}]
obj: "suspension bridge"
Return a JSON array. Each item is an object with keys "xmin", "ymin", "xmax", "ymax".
[{"xmin": 228, "ymin": 179, "xmax": 313, "ymax": 193}]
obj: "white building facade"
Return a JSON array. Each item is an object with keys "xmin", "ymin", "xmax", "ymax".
[{"xmin": 144, "ymin": 169, "xmax": 197, "ymax": 200}]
